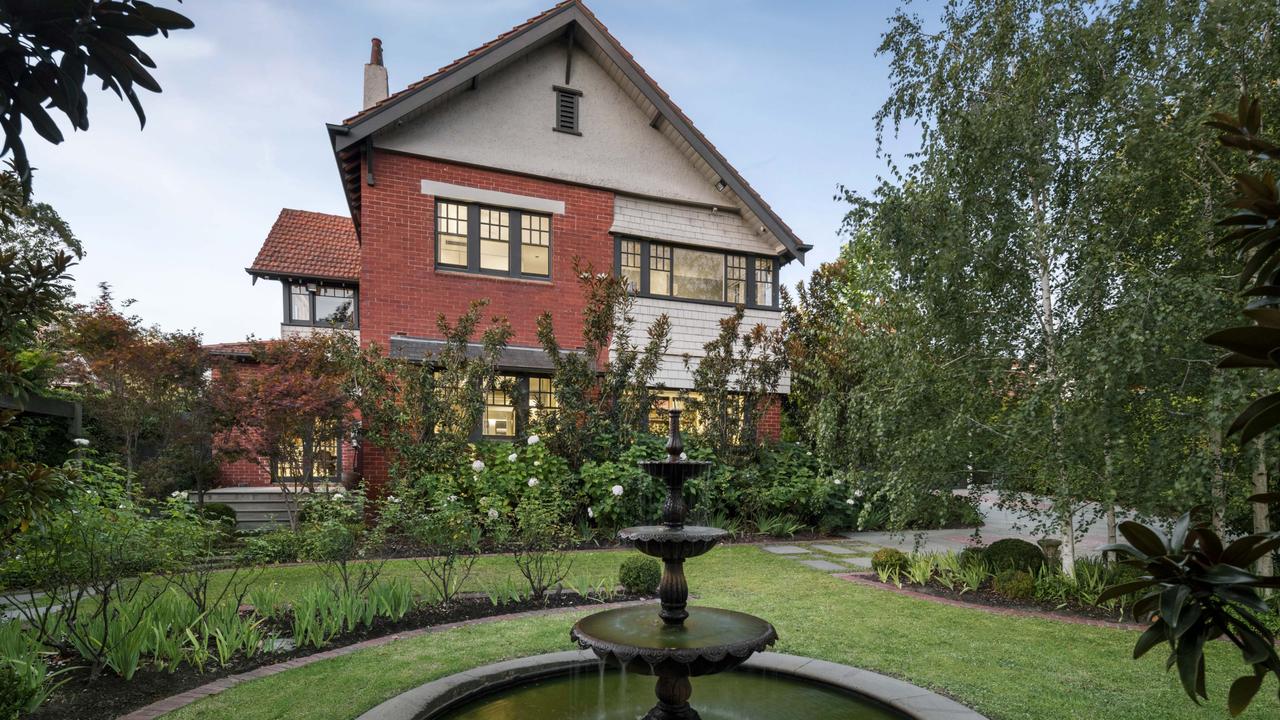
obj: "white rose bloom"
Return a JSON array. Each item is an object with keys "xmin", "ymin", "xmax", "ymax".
[
  {"xmin": 854, "ymin": 489, "xmax": 864, "ymax": 498},
  {"xmin": 527, "ymin": 434, "xmax": 540, "ymax": 445},
  {"xmin": 472, "ymin": 459, "xmax": 486, "ymax": 472},
  {"xmin": 332, "ymin": 493, "xmax": 345, "ymax": 501},
  {"xmin": 833, "ymin": 478, "xmax": 843, "ymax": 485},
  {"xmin": 487, "ymin": 508, "xmax": 500, "ymax": 520},
  {"xmin": 534, "ymin": 460, "xmax": 541, "ymax": 467},
  {"xmin": 587, "ymin": 507, "xmax": 595, "ymax": 518},
  {"xmin": 527, "ymin": 478, "xmax": 540, "ymax": 487},
  {"xmin": 679, "ymin": 452, "xmax": 688, "ymax": 460},
  {"xmin": 846, "ymin": 498, "xmax": 856, "ymax": 506},
  {"xmin": 611, "ymin": 485, "xmax": 624, "ymax": 497},
  {"xmin": 508, "ymin": 453, "xmax": 518, "ymax": 462}
]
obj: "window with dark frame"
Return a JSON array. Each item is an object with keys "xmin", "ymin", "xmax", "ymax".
[
  {"xmin": 434, "ymin": 199, "xmax": 552, "ymax": 279},
  {"xmin": 477, "ymin": 375, "xmax": 555, "ymax": 439},
  {"xmin": 621, "ymin": 238, "xmax": 778, "ymax": 309},
  {"xmin": 754, "ymin": 257, "xmax": 775, "ymax": 307},
  {"xmin": 274, "ymin": 421, "xmax": 341, "ymax": 482},
  {"xmin": 286, "ymin": 283, "xmax": 357, "ymax": 328},
  {"xmin": 553, "ymin": 86, "xmax": 581, "ymax": 134}
]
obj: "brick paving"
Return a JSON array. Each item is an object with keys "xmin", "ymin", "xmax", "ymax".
[{"xmin": 119, "ymin": 600, "xmax": 647, "ymax": 720}]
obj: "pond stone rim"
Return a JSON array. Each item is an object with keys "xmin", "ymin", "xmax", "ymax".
[{"xmin": 353, "ymin": 650, "xmax": 991, "ymax": 720}]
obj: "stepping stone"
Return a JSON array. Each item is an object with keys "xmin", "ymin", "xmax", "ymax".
[
  {"xmin": 841, "ymin": 557, "xmax": 872, "ymax": 569},
  {"xmin": 799, "ymin": 559, "xmax": 846, "ymax": 571},
  {"xmin": 762, "ymin": 545, "xmax": 810, "ymax": 555},
  {"xmin": 811, "ymin": 544, "xmax": 858, "ymax": 555}
]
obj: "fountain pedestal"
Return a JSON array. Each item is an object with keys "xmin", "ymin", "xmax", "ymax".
[{"xmin": 571, "ymin": 410, "xmax": 777, "ymax": 720}]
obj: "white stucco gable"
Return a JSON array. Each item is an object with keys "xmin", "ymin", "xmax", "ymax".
[{"xmin": 375, "ymin": 43, "xmax": 725, "ymax": 207}]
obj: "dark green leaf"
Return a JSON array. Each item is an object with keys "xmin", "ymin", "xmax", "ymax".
[
  {"xmin": 1117, "ymin": 521, "xmax": 1169, "ymax": 557},
  {"xmin": 1228, "ymin": 674, "xmax": 1262, "ymax": 717}
]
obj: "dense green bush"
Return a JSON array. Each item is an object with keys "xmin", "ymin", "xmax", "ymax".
[
  {"xmin": 983, "ymin": 538, "xmax": 1044, "ymax": 573},
  {"xmin": 241, "ymin": 527, "xmax": 302, "ymax": 564},
  {"xmin": 957, "ymin": 546, "xmax": 985, "ymax": 568},
  {"xmin": 618, "ymin": 555, "xmax": 661, "ymax": 595},
  {"xmin": 198, "ymin": 502, "xmax": 237, "ymax": 530},
  {"xmin": 992, "ymin": 569, "xmax": 1034, "ymax": 599},
  {"xmin": 870, "ymin": 547, "xmax": 908, "ymax": 574}
]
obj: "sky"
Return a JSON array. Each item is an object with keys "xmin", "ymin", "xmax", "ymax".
[{"xmin": 24, "ymin": 0, "xmax": 918, "ymax": 344}]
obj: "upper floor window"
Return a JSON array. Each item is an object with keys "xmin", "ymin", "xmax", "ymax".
[
  {"xmin": 286, "ymin": 283, "xmax": 357, "ymax": 328},
  {"xmin": 435, "ymin": 199, "xmax": 552, "ymax": 279},
  {"xmin": 618, "ymin": 237, "xmax": 778, "ymax": 309}
]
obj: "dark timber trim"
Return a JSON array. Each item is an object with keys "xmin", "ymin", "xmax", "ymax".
[{"xmin": 327, "ymin": 3, "xmax": 807, "ymax": 262}]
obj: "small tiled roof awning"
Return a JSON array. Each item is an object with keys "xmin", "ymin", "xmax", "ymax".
[
  {"xmin": 247, "ymin": 209, "xmax": 359, "ymax": 283},
  {"xmin": 390, "ymin": 336, "xmax": 588, "ymax": 373}
]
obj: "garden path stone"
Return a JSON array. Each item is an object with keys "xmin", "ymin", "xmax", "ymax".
[
  {"xmin": 799, "ymin": 559, "xmax": 846, "ymax": 571},
  {"xmin": 762, "ymin": 545, "xmax": 810, "ymax": 555},
  {"xmin": 811, "ymin": 543, "xmax": 858, "ymax": 555},
  {"xmin": 841, "ymin": 556, "xmax": 872, "ymax": 569}
]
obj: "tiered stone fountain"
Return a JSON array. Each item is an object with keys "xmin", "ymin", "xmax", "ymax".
[{"xmin": 569, "ymin": 409, "xmax": 777, "ymax": 719}]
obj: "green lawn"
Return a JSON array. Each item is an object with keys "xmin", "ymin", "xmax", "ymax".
[{"xmin": 165, "ymin": 545, "xmax": 1278, "ymax": 720}]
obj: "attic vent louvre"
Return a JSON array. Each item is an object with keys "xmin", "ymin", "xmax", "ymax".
[{"xmin": 553, "ymin": 85, "xmax": 582, "ymax": 135}]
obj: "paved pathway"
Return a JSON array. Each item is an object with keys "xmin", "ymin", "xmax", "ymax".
[{"xmin": 839, "ymin": 491, "xmax": 1117, "ymax": 555}]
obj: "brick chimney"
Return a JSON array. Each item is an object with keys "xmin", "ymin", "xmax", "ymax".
[{"xmin": 363, "ymin": 38, "xmax": 388, "ymax": 110}]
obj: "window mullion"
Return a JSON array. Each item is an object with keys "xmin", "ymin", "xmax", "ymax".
[
  {"xmin": 640, "ymin": 240, "xmax": 650, "ymax": 296},
  {"xmin": 467, "ymin": 203, "xmax": 480, "ymax": 273},
  {"xmin": 746, "ymin": 256, "xmax": 757, "ymax": 309}
]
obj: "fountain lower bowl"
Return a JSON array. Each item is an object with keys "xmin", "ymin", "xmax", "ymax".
[
  {"xmin": 618, "ymin": 525, "xmax": 728, "ymax": 560},
  {"xmin": 570, "ymin": 605, "xmax": 776, "ymax": 677},
  {"xmin": 352, "ymin": 651, "xmax": 989, "ymax": 720}
]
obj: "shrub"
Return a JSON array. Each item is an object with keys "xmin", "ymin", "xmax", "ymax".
[
  {"xmin": 992, "ymin": 569, "xmax": 1034, "ymax": 600},
  {"xmin": 983, "ymin": 538, "xmax": 1045, "ymax": 573},
  {"xmin": 241, "ymin": 528, "xmax": 302, "ymax": 564},
  {"xmin": 957, "ymin": 546, "xmax": 985, "ymax": 568},
  {"xmin": 870, "ymin": 547, "xmax": 908, "ymax": 574},
  {"xmin": 198, "ymin": 502, "xmax": 237, "ymax": 529},
  {"xmin": 618, "ymin": 555, "xmax": 660, "ymax": 595}
]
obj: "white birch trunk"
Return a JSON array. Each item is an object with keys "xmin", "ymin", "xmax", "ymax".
[{"xmin": 1254, "ymin": 440, "xmax": 1273, "ymax": 579}]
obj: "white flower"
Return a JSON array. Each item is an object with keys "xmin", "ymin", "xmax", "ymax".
[
  {"xmin": 72, "ymin": 437, "xmax": 90, "ymax": 448},
  {"xmin": 527, "ymin": 435, "xmax": 540, "ymax": 446},
  {"xmin": 806, "ymin": 451, "xmax": 813, "ymax": 456},
  {"xmin": 587, "ymin": 507, "xmax": 595, "ymax": 518},
  {"xmin": 472, "ymin": 459, "xmax": 486, "ymax": 472},
  {"xmin": 853, "ymin": 489, "xmax": 864, "ymax": 498},
  {"xmin": 508, "ymin": 453, "xmax": 518, "ymax": 462},
  {"xmin": 846, "ymin": 498, "xmax": 856, "ymax": 506},
  {"xmin": 679, "ymin": 452, "xmax": 688, "ymax": 460},
  {"xmin": 487, "ymin": 508, "xmax": 500, "ymax": 520},
  {"xmin": 611, "ymin": 485, "xmax": 624, "ymax": 497},
  {"xmin": 833, "ymin": 478, "xmax": 843, "ymax": 485},
  {"xmin": 527, "ymin": 478, "xmax": 540, "ymax": 487},
  {"xmin": 534, "ymin": 460, "xmax": 541, "ymax": 467},
  {"xmin": 387, "ymin": 495, "xmax": 400, "ymax": 504},
  {"xmin": 332, "ymin": 493, "xmax": 345, "ymax": 501},
  {"xmin": 447, "ymin": 494, "xmax": 458, "ymax": 503}
]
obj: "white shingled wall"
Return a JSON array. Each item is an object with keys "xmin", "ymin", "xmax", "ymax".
[
  {"xmin": 610, "ymin": 196, "xmax": 783, "ymax": 256},
  {"xmin": 620, "ymin": 296, "xmax": 789, "ymax": 392}
]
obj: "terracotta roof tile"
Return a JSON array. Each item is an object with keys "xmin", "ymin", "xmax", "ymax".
[{"xmin": 248, "ymin": 209, "xmax": 359, "ymax": 282}]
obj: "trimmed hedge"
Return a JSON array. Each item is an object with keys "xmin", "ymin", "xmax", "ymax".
[
  {"xmin": 870, "ymin": 547, "xmax": 908, "ymax": 574},
  {"xmin": 619, "ymin": 555, "xmax": 661, "ymax": 595},
  {"xmin": 983, "ymin": 538, "xmax": 1045, "ymax": 573}
]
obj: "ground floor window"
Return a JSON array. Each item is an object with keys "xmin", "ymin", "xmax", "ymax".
[
  {"xmin": 274, "ymin": 421, "xmax": 341, "ymax": 482},
  {"xmin": 480, "ymin": 375, "xmax": 555, "ymax": 440}
]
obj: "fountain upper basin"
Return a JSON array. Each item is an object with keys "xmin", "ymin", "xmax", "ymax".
[{"xmin": 570, "ymin": 605, "xmax": 776, "ymax": 677}]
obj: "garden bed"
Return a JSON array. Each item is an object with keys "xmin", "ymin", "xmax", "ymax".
[
  {"xmin": 29, "ymin": 591, "xmax": 645, "ymax": 720},
  {"xmin": 843, "ymin": 572, "xmax": 1138, "ymax": 627}
]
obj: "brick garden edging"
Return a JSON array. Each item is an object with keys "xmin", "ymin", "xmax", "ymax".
[
  {"xmin": 836, "ymin": 573, "xmax": 1144, "ymax": 631},
  {"xmin": 118, "ymin": 600, "xmax": 648, "ymax": 720}
]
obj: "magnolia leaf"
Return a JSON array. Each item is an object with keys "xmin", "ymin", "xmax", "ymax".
[
  {"xmin": 1246, "ymin": 492, "xmax": 1280, "ymax": 504},
  {"xmin": 1161, "ymin": 585, "xmax": 1191, "ymax": 628},
  {"xmin": 1176, "ymin": 631, "xmax": 1208, "ymax": 702},
  {"xmin": 1228, "ymin": 673, "xmax": 1263, "ymax": 717},
  {"xmin": 1117, "ymin": 521, "xmax": 1169, "ymax": 557},
  {"xmin": 1133, "ymin": 621, "xmax": 1166, "ymax": 659},
  {"xmin": 1201, "ymin": 564, "xmax": 1259, "ymax": 585},
  {"xmin": 1097, "ymin": 578, "xmax": 1157, "ymax": 605}
]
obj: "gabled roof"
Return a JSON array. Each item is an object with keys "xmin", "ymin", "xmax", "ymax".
[
  {"xmin": 327, "ymin": 0, "xmax": 809, "ymax": 263},
  {"xmin": 247, "ymin": 209, "xmax": 360, "ymax": 283}
]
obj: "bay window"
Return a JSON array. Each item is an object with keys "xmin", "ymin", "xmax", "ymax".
[{"xmin": 285, "ymin": 283, "xmax": 357, "ymax": 328}]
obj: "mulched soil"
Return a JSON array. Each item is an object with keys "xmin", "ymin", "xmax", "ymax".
[
  {"xmin": 29, "ymin": 591, "xmax": 645, "ymax": 720},
  {"xmin": 851, "ymin": 573, "xmax": 1137, "ymax": 626}
]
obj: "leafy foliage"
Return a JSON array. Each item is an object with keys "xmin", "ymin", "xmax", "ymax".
[
  {"xmin": 618, "ymin": 554, "xmax": 660, "ymax": 595},
  {"xmin": 535, "ymin": 261, "xmax": 670, "ymax": 469},
  {"xmin": 1099, "ymin": 509, "xmax": 1280, "ymax": 715},
  {"xmin": 983, "ymin": 539, "xmax": 1046, "ymax": 574},
  {"xmin": 0, "ymin": 1, "xmax": 194, "ymax": 194}
]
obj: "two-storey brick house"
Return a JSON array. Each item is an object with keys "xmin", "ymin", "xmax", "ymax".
[{"xmin": 212, "ymin": 0, "xmax": 808, "ymax": 494}]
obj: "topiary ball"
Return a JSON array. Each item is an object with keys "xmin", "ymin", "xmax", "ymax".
[
  {"xmin": 992, "ymin": 569, "xmax": 1035, "ymax": 599},
  {"xmin": 619, "ymin": 555, "xmax": 661, "ymax": 595},
  {"xmin": 982, "ymin": 538, "xmax": 1045, "ymax": 573},
  {"xmin": 199, "ymin": 502, "xmax": 238, "ymax": 528},
  {"xmin": 870, "ymin": 547, "xmax": 908, "ymax": 574}
]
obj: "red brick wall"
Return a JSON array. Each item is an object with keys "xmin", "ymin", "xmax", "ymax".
[
  {"xmin": 358, "ymin": 151, "xmax": 615, "ymax": 352},
  {"xmin": 757, "ymin": 394, "xmax": 783, "ymax": 442}
]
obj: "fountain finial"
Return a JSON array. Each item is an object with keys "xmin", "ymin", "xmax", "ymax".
[{"xmin": 665, "ymin": 408, "xmax": 684, "ymax": 461}]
